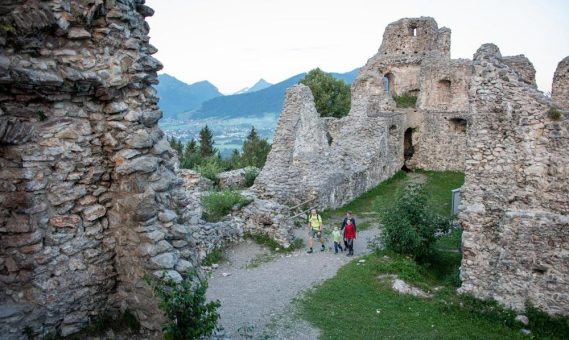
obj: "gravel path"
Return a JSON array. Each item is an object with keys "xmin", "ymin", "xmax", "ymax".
[{"xmin": 206, "ymin": 226, "xmax": 380, "ymax": 339}]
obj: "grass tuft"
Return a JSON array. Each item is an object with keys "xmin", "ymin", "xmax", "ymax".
[
  {"xmin": 202, "ymin": 190, "xmax": 251, "ymax": 222},
  {"xmin": 548, "ymin": 107, "xmax": 562, "ymax": 121},
  {"xmin": 393, "ymin": 93, "xmax": 418, "ymax": 108}
]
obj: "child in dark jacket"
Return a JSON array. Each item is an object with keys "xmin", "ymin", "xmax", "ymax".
[{"xmin": 343, "ymin": 218, "xmax": 356, "ymax": 256}]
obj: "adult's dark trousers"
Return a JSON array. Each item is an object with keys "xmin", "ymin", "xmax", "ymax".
[{"xmin": 346, "ymin": 238, "xmax": 354, "ymax": 254}]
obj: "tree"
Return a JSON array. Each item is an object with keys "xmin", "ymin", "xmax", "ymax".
[
  {"xmin": 168, "ymin": 136, "xmax": 183, "ymax": 159},
  {"xmin": 199, "ymin": 125, "xmax": 215, "ymax": 157},
  {"xmin": 240, "ymin": 126, "xmax": 271, "ymax": 168},
  {"xmin": 299, "ymin": 68, "xmax": 351, "ymax": 118},
  {"xmin": 183, "ymin": 138, "xmax": 198, "ymax": 160}
]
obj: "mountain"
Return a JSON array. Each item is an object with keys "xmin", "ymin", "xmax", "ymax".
[
  {"xmin": 234, "ymin": 79, "xmax": 273, "ymax": 95},
  {"xmin": 155, "ymin": 74, "xmax": 223, "ymax": 118},
  {"xmin": 189, "ymin": 68, "xmax": 360, "ymax": 119}
]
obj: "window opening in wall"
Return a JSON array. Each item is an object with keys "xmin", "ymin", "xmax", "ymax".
[
  {"xmin": 409, "ymin": 25, "xmax": 418, "ymax": 37},
  {"xmin": 383, "ymin": 73, "xmax": 394, "ymax": 95},
  {"xmin": 448, "ymin": 118, "xmax": 467, "ymax": 132}
]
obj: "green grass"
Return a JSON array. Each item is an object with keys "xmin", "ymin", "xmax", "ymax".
[
  {"xmin": 548, "ymin": 107, "xmax": 562, "ymax": 121},
  {"xmin": 417, "ymin": 170, "xmax": 465, "ymax": 217},
  {"xmin": 297, "ymin": 251, "xmax": 568, "ymax": 339},
  {"xmin": 320, "ymin": 171, "xmax": 408, "ymax": 224},
  {"xmin": 297, "ymin": 170, "xmax": 569, "ymax": 339},
  {"xmin": 393, "ymin": 93, "xmax": 418, "ymax": 108},
  {"xmin": 201, "ymin": 247, "xmax": 226, "ymax": 266},
  {"xmin": 202, "ymin": 189, "xmax": 251, "ymax": 222},
  {"xmin": 244, "ymin": 234, "xmax": 304, "ymax": 268},
  {"xmin": 245, "ymin": 232, "xmax": 304, "ymax": 253}
]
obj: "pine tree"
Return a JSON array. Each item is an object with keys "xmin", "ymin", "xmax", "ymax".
[
  {"xmin": 240, "ymin": 126, "xmax": 271, "ymax": 168},
  {"xmin": 199, "ymin": 125, "xmax": 215, "ymax": 157},
  {"xmin": 183, "ymin": 138, "xmax": 197, "ymax": 160}
]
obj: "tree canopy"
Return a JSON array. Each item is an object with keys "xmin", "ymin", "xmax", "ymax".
[{"xmin": 299, "ymin": 68, "xmax": 351, "ymax": 118}]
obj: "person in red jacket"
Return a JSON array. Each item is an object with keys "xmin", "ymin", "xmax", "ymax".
[{"xmin": 343, "ymin": 218, "xmax": 356, "ymax": 256}]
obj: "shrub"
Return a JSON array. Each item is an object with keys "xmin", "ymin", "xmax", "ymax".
[
  {"xmin": 380, "ymin": 185, "xmax": 451, "ymax": 259},
  {"xmin": 393, "ymin": 93, "xmax": 417, "ymax": 108},
  {"xmin": 202, "ymin": 248, "xmax": 226, "ymax": 266},
  {"xmin": 548, "ymin": 107, "xmax": 562, "ymax": 120},
  {"xmin": 202, "ymin": 190, "xmax": 251, "ymax": 222},
  {"xmin": 146, "ymin": 272, "xmax": 220, "ymax": 340},
  {"xmin": 195, "ymin": 157, "xmax": 224, "ymax": 185},
  {"xmin": 243, "ymin": 168, "xmax": 258, "ymax": 187}
]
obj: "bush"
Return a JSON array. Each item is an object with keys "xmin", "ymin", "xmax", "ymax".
[
  {"xmin": 243, "ymin": 169, "xmax": 258, "ymax": 187},
  {"xmin": 393, "ymin": 93, "xmax": 417, "ymax": 108},
  {"xmin": 380, "ymin": 185, "xmax": 451, "ymax": 259},
  {"xmin": 202, "ymin": 248, "xmax": 226, "ymax": 266},
  {"xmin": 195, "ymin": 157, "xmax": 224, "ymax": 185},
  {"xmin": 548, "ymin": 107, "xmax": 562, "ymax": 120},
  {"xmin": 146, "ymin": 272, "xmax": 220, "ymax": 340},
  {"xmin": 202, "ymin": 190, "xmax": 251, "ymax": 221}
]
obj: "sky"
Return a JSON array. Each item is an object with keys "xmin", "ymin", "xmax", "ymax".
[{"xmin": 146, "ymin": 0, "xmax": 569, "ymax": 95}]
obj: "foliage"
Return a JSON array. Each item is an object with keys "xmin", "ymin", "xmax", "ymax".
[
  {"xmin": 548, "ymin": 107, "xmax": 562, "ymax": 120},
  {"xmin": 170, "ymin": 125, "xmax": 271, "ymax": 182},
  {"xmin": 195, "ymin": 157, "xmax": 225, "ymax": 184},
  {"xmin": 168, "ymin": 136, "xmax": 184, "ymax": 159},
  {"xmin": 243, "ymin": 168, "xmax": 258, "ymax": 187},
  {"xmin": 393, "ymin": 93, "xmax": 418, "ymax": 108},
  {"xmin": 201, "ymin": 248, "xmax": 226, "ymax": 266},
  {"xmin": 238, "ymin": 127, "xmax": 271, "ymax": 168},
  {"xmin": 198, "ymin": 125, "xmax": 216, "ymax": 157},
  {"xmin": 202, "ymin": 190, "xmax": 251, "ymax": 222},
  {"xmin": 380, "ymin": 185, "xmax": 451, "ymax": 259},
  {"xmin": 146, "ymin": 272, "xmax": 220, "ymax": 340},
  {"xmin": 299, "ymin": 68, "xmax": 351, "ymax": 118}
]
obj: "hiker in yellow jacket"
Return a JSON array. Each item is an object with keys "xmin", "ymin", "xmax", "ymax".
[{"xmin": 307, "ymin": 208, "xmax": 325, "ymax": 253}]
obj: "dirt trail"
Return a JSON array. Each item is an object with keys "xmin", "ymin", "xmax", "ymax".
[{"xmin": 206, "ymin": 227, "xmax": 380, "ymax": 339}]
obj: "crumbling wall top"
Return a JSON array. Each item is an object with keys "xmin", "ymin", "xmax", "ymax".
[
  {"xmin": 377, "ymin": 17, "xmax": 450, "ymax": 59},
  {"xmin": 552, "ymin": 56, "xmax": 569, "ymax": 110}
]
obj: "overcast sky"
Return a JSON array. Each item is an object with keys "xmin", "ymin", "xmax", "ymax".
[{"xmin": 146, "ymin": 0, "xmax": 569, "ymax": 95}]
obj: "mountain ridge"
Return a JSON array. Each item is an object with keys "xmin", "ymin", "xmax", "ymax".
[
  {"xmin": 187, "ymin": 68, "xmax": 360, "ymax": 120},
  {"xmin": 155, "ymin": 74, "xmax": 223, "ymax": 119}
]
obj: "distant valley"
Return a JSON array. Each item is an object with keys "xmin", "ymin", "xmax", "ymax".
[{"xmin": 155, "ymin": 68, "xmax": 360, "ymax": 157}]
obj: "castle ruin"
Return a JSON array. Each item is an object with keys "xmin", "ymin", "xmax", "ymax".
[
  {"xmin": 255, "ymin": 17, "xmax": 569, "ymax": 315},
  {"xmin": 0, "ymin": 3, "xmax": 567, "ymax": 338}
]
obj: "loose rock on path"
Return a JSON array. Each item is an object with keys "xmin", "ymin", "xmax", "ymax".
[{"xmin": 206, "ymin": 226, "xmax": 380, "ymax": 339}]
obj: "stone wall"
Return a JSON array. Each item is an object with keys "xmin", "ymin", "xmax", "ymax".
[
  {"xmin": 552, "ymin": 56, "xmax": 569, "ymax": 110},
  {"xmin": 502, "ymin": 55, "xmax": 537, "ymax": 88},
  {"xmin": 458, "ymin": 44, "xmax": 569, "ymax": 315},
  {"xmin": 0, "ymin": 1, "xmax": 246, "ymax": 337},
  {"xmin": 255, "ymin": 17, "xmax": 465, "ymax": 209}
]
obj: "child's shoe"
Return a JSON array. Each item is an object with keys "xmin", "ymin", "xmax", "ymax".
[
  {"xmin": 320, "ymin": 245, "xmax": 325, "ymax": 252},
  {"xmin": 307, "ymin": 248, "xmax": 313, "ymax": 254}
]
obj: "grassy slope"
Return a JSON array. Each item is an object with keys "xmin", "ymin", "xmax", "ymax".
[{"xmin": 296, "ymin": 170, "xmax": 567, "ymax": 339}]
